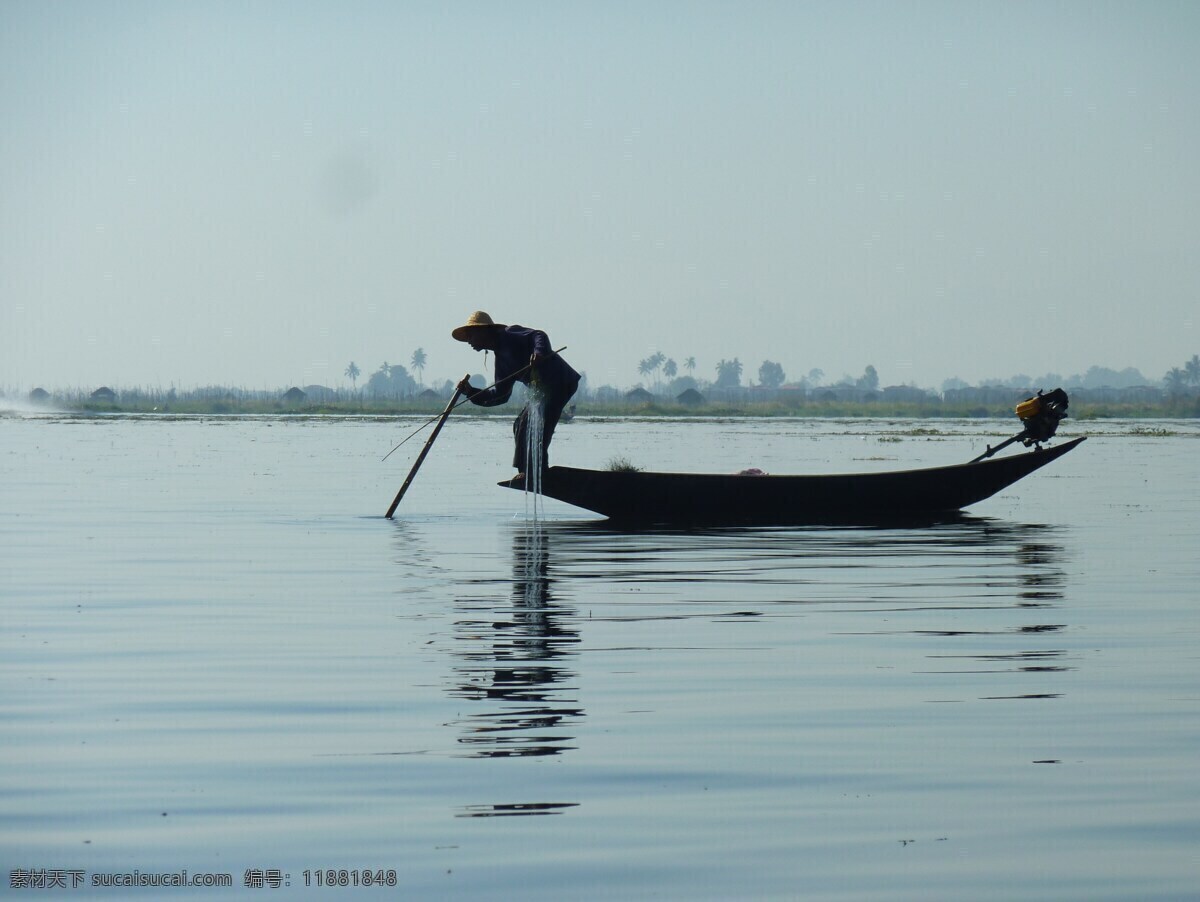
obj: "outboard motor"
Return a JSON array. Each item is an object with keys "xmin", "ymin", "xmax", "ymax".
[
  {"xmin": 973, "ymin": 388, "xmax": 1070, "ymax": 462},
  {"xmin": 1014, "ymin": 387, "xmax": 1069, "ymax": 446}
]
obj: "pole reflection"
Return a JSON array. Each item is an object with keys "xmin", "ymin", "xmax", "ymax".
[{"xmin": 446, "ymin": 524, "xmax": 582, "ymax": 758}]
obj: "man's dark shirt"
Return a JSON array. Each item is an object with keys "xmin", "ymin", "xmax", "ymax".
[{"xmin": 468, "ymin": 325, "xmax": 580, "ymax": 407}]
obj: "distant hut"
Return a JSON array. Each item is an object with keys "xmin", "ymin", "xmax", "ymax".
[
  {"xmin": 29, "ymin": 387, "xmax": 51, "ymax": 404},
  {"xmin": 1120, "ymin": 385, "xmax": 1164, "ymax": 404},
  {"xmin": 91, "ymin": 386, "xmax": 117, "ymax": 403},
  {"xmin": 881, "ymin": 385, "xmax": 932, "ymax": 404},
  {"xmin": 417, "ymin": 388, "xmax": 441, "ymax": 401},
  {"xmin": 625, "ymin": 387, "xmax": 654, "ymax": 403},
  {"xmin": 281, "ymin": 386, "xmax": 307, "ymax": 405},
  {"xmin": 676, "ymin": 388, "xmax": 705, "ymax": 406},
  {"xmin": 302, "ymin": 384, "xmax": 336, "ymax": 403}
]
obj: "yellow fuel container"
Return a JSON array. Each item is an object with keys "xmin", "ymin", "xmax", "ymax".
[{"xmin": 1016, "ymin": 396, "xmax": 1042, "ymax": 420}]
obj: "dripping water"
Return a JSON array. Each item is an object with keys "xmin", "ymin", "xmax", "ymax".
[{"xmin": 521, "ymin": 384, "xmax": 546, "ymax": 522}]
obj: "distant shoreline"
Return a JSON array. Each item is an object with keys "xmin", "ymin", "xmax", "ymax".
[{"xmin": 37, "ymin": 397, "xmax": 1200, "ymax": 419}]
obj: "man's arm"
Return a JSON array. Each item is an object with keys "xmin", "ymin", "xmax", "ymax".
[
  {"xmin": 457, "ymin": 344, "xmax": 521, "ymax": 408},
  {"xmin": 457, "ymin": 377, "xmax": 512, "ymax": 407}
]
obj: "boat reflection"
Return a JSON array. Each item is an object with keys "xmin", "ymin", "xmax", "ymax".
[
  {"xmin": 445, "ymin": 524, "xmax": 582, "ymax": 758},
  {"xmin": 531, "ymin": 516, "xmax": 1074, "ymax": 703},
  {"xmin": 535, "ymin": 515, "xmax": 1068, "ymax": 602},
  {"xmin": 441, "ymin": 515, "xmax": 1074, "ymax": 762}
]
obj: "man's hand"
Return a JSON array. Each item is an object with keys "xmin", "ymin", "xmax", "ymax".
[{"xmin": 456, "ymin": 376, "xmax": 475, "ymax": 396}]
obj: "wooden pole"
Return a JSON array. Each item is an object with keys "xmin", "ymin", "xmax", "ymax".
[{"xmin": 385, "ymin": 378, "xmax": 466, "ymax": 519}]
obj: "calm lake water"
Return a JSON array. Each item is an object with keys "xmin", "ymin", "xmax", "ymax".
[{"xmin": 3, "ymin": 411, "xmax": 1198, "ymax": 899}]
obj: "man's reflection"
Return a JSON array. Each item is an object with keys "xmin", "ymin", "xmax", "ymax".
[{"xmin": 446, "ymin": 525, "xmax": 582, "ymax": 757}]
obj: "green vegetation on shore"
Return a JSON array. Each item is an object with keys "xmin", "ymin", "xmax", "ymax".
[
  {"xmin": 13, "ymin": 353, "xmax": 1199, "ymax": 421},
  {"xmin": 55, "ymin": 395, "xmax": 1200, "ymax": 419}
]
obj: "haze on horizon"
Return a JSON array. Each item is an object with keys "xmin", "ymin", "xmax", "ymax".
[{"xmin": 2, "ymin": 1, "xmax": 1197, "ymax": 394}]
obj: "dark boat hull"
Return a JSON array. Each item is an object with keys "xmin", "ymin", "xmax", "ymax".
[{"xmin": 502, "ymin": 436, "xmax": 1086, "ymax": 526}]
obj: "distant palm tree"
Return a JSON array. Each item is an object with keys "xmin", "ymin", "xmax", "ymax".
[
  {"xmin": 684, "ymin": 356, "xmax": 696, "ymax": 377},
  {"xmin": 664, "ymin": 359, "xmax": 677, "ymax": 381},
  {"xmin": 1164, "ymin": 367, "xmax": 1188, "ymax": 397},
  {"xmin": 1185, "ymin": 354, "xmax": 1200, "ymax": 388},
  {"xmin": 344, "ymin": 361, "xmax": 360, "ymax": 392},
  {"xmin": 638, "ymin": 357, "xmax": 653, "ymax": 385},
  {"xmin": 411, "ymin": 348, "xmax": 427, "ymax": 386},
  {"xmin": 715, "ymin": 358, "xmax": 743, "ymax": 388},
  {"xmin": 647, "ymin": 351, "xmax": 666, "ymax": 391}
]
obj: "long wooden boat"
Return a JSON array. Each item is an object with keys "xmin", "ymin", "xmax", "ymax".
[{"xmin": 502, "ymin": 436, "xmax": 1086, "ymax": 526}]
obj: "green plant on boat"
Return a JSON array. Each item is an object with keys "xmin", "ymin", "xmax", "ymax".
[{"xmin": 605, "ymin": 456, "xmax": 642, "ymax": 472}]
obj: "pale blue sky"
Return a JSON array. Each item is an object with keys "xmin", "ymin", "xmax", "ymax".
[{"xmin": 2, "ymin": 1, "xmax": 1197, "ymax": 391}]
